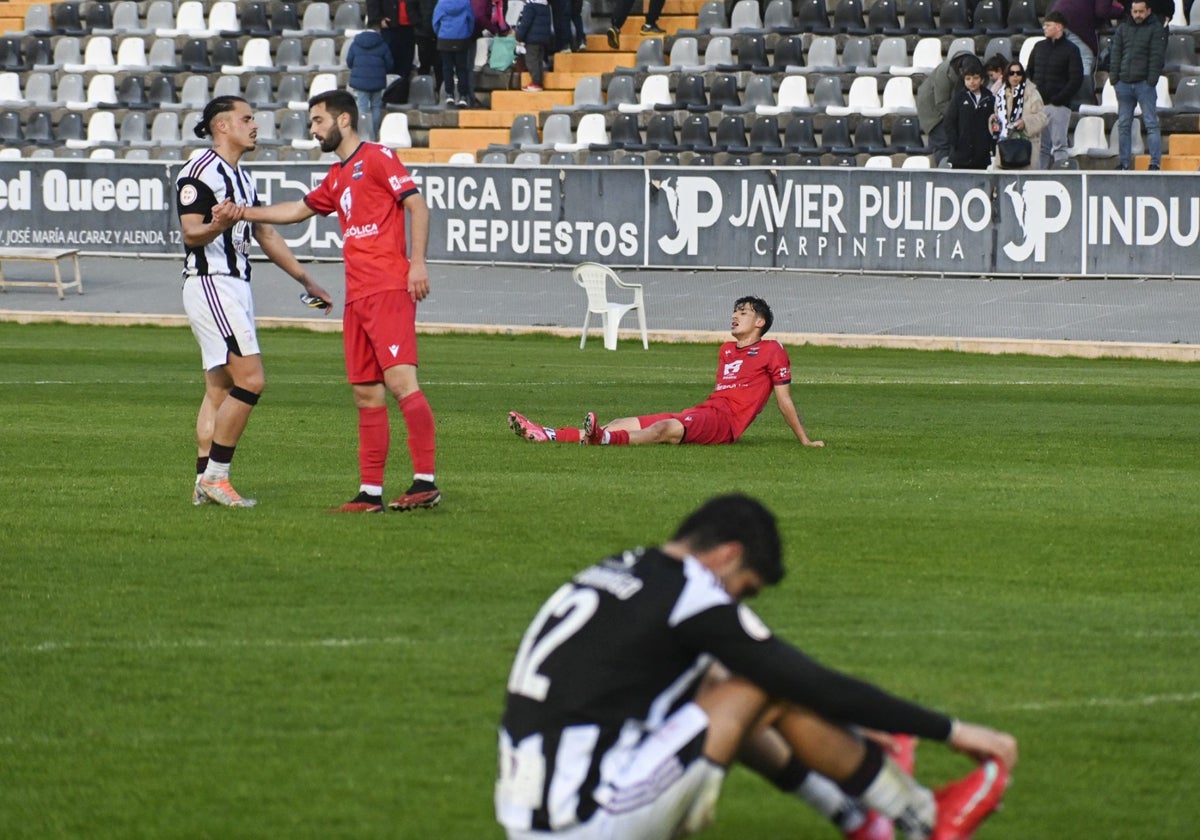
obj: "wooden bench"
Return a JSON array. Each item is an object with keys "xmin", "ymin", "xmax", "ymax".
[{"xmin": 0, "ymin": 248, "xmax": 83, "ymax": 300}]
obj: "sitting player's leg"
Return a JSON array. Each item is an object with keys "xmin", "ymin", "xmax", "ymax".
[{"xmin": 741, "ymin": 726, "xmax": 893, "ymax": 840}]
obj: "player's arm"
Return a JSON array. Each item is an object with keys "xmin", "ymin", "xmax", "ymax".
[
  {"xmin": 214, "ymin": 199, "xmax": 316, "ymax": 227},
  {"xmin": 178, "ymin": 179, "xmax": 235, "ymax": 248},
  {"xmin": 677, "ymin": 606, "xmax": 1016, "ymax": 767},
  {"xmin": 253, "ymin": 222, "xmax": 335, "ymax": 313},
  {"xmin": 773, "ymin": 382, "xmax": 824, "ymax": 448},
  {"xmin": 402, "ymin": 191, "xmax": 430, "ymax": 302}
]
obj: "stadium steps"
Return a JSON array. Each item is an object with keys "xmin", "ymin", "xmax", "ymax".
[{"xmin": 1135, "ymin": 132, "xmax": 1200, "ymax": 171}]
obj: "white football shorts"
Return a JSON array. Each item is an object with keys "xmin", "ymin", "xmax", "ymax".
[
  {"xmin": 183, "ymin": 274, "xmax": 260, "ymax": 370},
  {"xmin": 504, "ymin": 703, "xmax": 725, "ymax": 840}
]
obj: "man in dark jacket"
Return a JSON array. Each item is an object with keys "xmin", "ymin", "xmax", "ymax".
[
  {"xmin": 1027, "ymin": 10, "xmax": 1084, "ymax": 167},
  {"xmin": 367, "ymin": 0, "xmax": 416, "ymax": 104},
  {"xmin": 1110, "ymin": 0, "xmax": 1167, "ymax": 169},
  {"xmin": 1049, "ymin": 0, "xmax": 1124, "ymax": 78},
  {"xmin": 409, "ymin": 0, "xmax": 443, "ymax": 94}
]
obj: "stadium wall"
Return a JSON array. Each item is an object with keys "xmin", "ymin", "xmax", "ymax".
[{"xmin": 1, "ymin": 161, "xmax": 1197, "ymax": 278}]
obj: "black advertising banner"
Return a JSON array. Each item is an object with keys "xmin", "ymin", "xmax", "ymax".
[{"xmin": 0, "ymin": 161, "xmax": 1194, "ymax": 279}]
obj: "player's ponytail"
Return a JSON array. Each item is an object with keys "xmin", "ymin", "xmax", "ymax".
[{"xmin": 195, "ymin": 95, "xmax": 249, "ymax": 139}]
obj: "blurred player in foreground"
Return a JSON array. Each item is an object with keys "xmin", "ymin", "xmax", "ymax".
[
  {"xmin": 508, "ymin": 297, "xmax": 824, "ymax": 448},
  {"xmin": 215, "ymin": 90, "xmax": 439, "ymax": 514},
  {"xmin": 497, "ymin": 494, "xmax": 1017, "ymax": 840},
  {"xmin": 177, "ymin": 95, "xmax": 333, "ymax": 508}
]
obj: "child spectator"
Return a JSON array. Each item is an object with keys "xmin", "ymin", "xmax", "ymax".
[
  {"xmin": 944, "ymin": 57, "xmax": 997, "ymax": 169},
  {"xmin": 516, "ymin": 0, "xmax": 554, "ymax": 92},
  {"xmin": 985, "ymin": 54, "xmax": 1009, "ymax": 97},
  {"xmin": 346, "ymin": 23, "xmax": 394, "ymax": 139},
  {"xmin": 433, "ymin": 0, "xmax": 477, "ymax": 107}
]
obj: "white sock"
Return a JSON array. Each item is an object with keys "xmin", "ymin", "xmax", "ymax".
[
  {"xmin": 860, "ymin": 758, "xmax": 935, "ymax": 840},
  {"xmin": 796, "ymin": 773, "xmax": 867, "ymax": 831},
  {"xmin": 360, "ymin": 484, "xmax": 383, "ymax": 497},
  {"xmin": 203, "ymin": 460, "xmax": 230, "ymax": 481},
  {"xmin": 414, "ymin": 473, "xmax": 435, "ymax": 483}
]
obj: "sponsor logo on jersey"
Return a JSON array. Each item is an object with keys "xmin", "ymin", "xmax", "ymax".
[
  {"xmin": 344, "ymin": 223, "xmax": 380, "ymax": 239},
  {"xmin": 339, "ymin": 187, "xmax": 352, "ymax": 219},
  {"xmin": 722, "ymin": 360, "xmax": 744, "ymax": 379},
  {"xmin": 389, "ymin": 175, "xmax": 403, "ymax": 192},
  {"xmin": 179, "ymin": 184, "xmax": 197, "ymax": 206}
]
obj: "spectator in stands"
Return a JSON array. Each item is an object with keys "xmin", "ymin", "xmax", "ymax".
[
  {"xmin": 1048, "ymin": 0, "xmax": 1124, "ymax": 81},
  {"xmin": 992, "ymin": 60, "xmax": 1049, "ymax": 170},
  {"xmin": 944, "ymin": 57, "xmax": 997, "ymax": 169},
  {"xmin": 985, "ymin": 54, "xmax": 1009, "ymax": 96},
  {"xmin": 410, "ymin": 0, "xmax": 444, "ymax": 95},
  {"xmin": 1110, "ymin": 0, "xmax": 1168, "ymax": 169},
  {"xmin": 1027, "ymin": 11, "xmax": 1084, "ymax": 167},
  {"xmin": 516, "ymin": 0, "xmax": 555, "ymax": 92},
  {"xmin": 347, "ymin": 22, "xmax": 394, "ymax": 140},
  {"xmin": 1147, "ymin": 0, "xmax": 1173, "ymax": 24},
  {"xmin": 568, "ymin": 0, "xmax": 587, "ymax": 51},
  {"xmin": 606, "ymin": 0, "xmax": 666, "ymax": 49},
  {"xmin": 917, "ymin": 49, "xmax": 975, "ymax": 165},
  {"xmin": 433, "ymin": 0, "xmax": 477, "ymax": 107},
  {"xmin": 367, "ymin": 0, "xmax": 417, "ymax": 104}
]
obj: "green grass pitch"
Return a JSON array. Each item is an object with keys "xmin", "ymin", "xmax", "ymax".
[{"xmin": 2, "ymin": 322, "xmax": 1198, "ymax": 838}]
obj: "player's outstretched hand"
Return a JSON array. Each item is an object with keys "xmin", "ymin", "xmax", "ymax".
[{"xmin": 948, "ymin": 721, "xmax": 1018, "ymax": 768}]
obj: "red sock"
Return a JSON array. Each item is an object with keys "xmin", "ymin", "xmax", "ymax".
[
  {"xmin": 556, "ymin": 427, "xmax": 581, "ymax": 443},
  {"xmin": 358, "ymin": 405, "xmax": 389, "ymax": 486},
  {"xmin": 608, "ymin": 430, "xmax": 630, "ymax": 445},
  {"xmin": 399, "ymin": 390, "xmax": 437, "ymax": 475}
]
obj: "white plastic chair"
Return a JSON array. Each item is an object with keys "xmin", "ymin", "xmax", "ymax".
[
  {"xmin": 897, "ymin": 36, "xmax": 941, "ymax": 75},
  {"xmin": 618, "ymin": 73, "xmax": 671, "ymax": 113},
  {"xmin": 827, "ymin": 76, "xmax": 879, "ymax": 116},
  {"xmin": 573, "ymin": 262, "xmax": 648, "ymax": 351},
  {"xmin": 1067, "ymin": 115, "xmax": 1109, "ymax": 157},
  {"xmin": 379, "ymin": 112, "xmax": 412, "ymax": 148}
]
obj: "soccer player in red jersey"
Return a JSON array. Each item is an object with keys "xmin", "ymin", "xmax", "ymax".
[
  {"xmin": 216, "ymin": 90, "xmax": 440, "ymax": 513},
  {"xmin": 509, "ymin": 297, "xmax": 825, "ymax": 448}
]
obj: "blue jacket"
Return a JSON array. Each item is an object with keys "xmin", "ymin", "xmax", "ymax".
[
  {"xmin": 433, "ymin": 0, "xmax": 476, "ymax": 41},
  {"xmin": 516, "ymin": 0, "xmax": 553, "ymax": 46},
  {"xmin": 346, "ymin": 30, "xmax": 394, "ymax": 92}
]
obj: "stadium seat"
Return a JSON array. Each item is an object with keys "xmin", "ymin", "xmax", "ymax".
[
  {"xmin": 332, "ymin": 1, "xmax": 364, "ymax": 30},
  {"xmin": 572, "ymin": 262, "xmax": 648, "ymax": 350},
  {"xmin": 532, "ymin": 112, "xmax": 573, "ymax": 149},
  {"xmin": 157, "ymin": 1, "xmax": 212, "ymax": 37},
  {"xmin": 1007, "ymin": 0, "xmax": 1042, "ymax": 34},
  {"xmin": 618, "ymin": 73, "xmax": 671, "ymax": 113},
  {"xmin": 764, "ymin": 0, "xmax": 797, "ymax": 32},
  {"xmin": 512, "ymin": 151, "xmax": 542, "ymax": 166},
  {"xmin": 113, "ymin": 75, "xmax": 149, "ymax": 109},
  {"xmin": 603, "ymin": 75, "xmax": 637, "ymax": 111},
  {"xmin": 150, "ymin": 111, "xmax": 182, "ymax": 145},
  {"xmin": 797, "ymin": 0, "xmax": 834, "ymax": 32},
  {"xmin": 731, "ymin": 75, "xmax": 775, "ymax": 113},
  {"xmin": 18, "ymin": 4, "xmax": 53, "ymax": 37},
  {"xmin": 554, "ymin": 75, "xmax": 604, "ymax": 112},
  {"xmin": 789, "ymin": 126, "xmax": 824, "ymax": 155},
  {"xmin": 85, "ymin": 1, "xmax": 114, "ymax": 31},
  {"xmin": 811, "ymin": 75, "xmax": 846, "ymax": 111},
  {"xmin": 678, "ymin": 114, "xmax": 714, "ymax": 151},
  {"xmin": 240, "ymin": 1, "xmax": 273, "ymax": 36},
  {"xmin": 51, "ymin": 1, "xmax": 86, "ymax": 35},
  {"xmin": 830, "ymin": 0, "xmax": 864, "ymax": 33},
  {"xmin": 1080, "ymin": 79, "xmax": 1118, "ymax": 115},
  {"xmin": 223, "ymin": 37, "xmax": 274, "ymax": 73},
  {"xmin": 748, "ymin": 114, "xmax": 784, "ymax": 152},
  {"xmin": 901, "ymin": 154, "xmax": 932, "ymax": 168},
  {"xmin": 645, "ymin": 113, "xmax": 679, "ymax": 149},
  {"xmin": 119, "ymin": 111, "xmax": 148, "ymax": 144},
  {"xmin": 714, "ymin": 114, "xmax": 748, "ymax": 151},
  {"xmin": 0, "ymin": 72, "xmax": 20, "ymax": 104},
  {"xmin": 408, "ymin": 74, "xmax": 443, "ymax": 110},
  {"xmin": 278, "ymin": 110, "xmax": 309, "ymax": 144},
  {"xmin": 879, "ymin": 76, "xmax": 918, "ymax": 115},
  {"xmin": 708, "ymin": 73, "xmax": 741, "ymax": 110},
  {"xmin": 1067, "ymin": 115, "xmax": 1110, "ymax": 157},
  {"xmin": 938, "ymin": 0, "xmax": 973, "ymax": 34},
  {"xmin": 180, "ymin": 38, "xmax": 213, "ymax": 72},
  {"xmin": 715, "ymin": 0, "xmax": 764, "ymax": 33},
  {"xmin": 212, "ymin": 75, "xmax": 241, "ymax": 99},
  {"xmin": 820, "ymin": 115, "xmax": 853, "ymax": 153},
  {"xmin": 275, "ymin": 36, "xmax": 305, "ymax": 69},
  {"xmin": 64, "ymin": 35, "xmax": 117, "ymax": 72},
  {"xmin": 143, "ymin": 0, "xmax": 175, "ymax": 32},
  {"xmin": 602, "ymin": 112, "xmax": 645, "ymax": 150},
  {"xmin": 148, "ymin": 36, "xmax": 183, "ymax": 70},
  {"xmin": 1164, "ymin": 33, "xmax": 1200, "ymax": 71},
  {"xmin": 65, "ymin": 110, "xmax": 117, "ymax": 148},
  {"xmin": 0, "ymin": 109, "xmax": 22, "ymax": 143},
  {"xmin": 700, "ymin": 35, "xmax": 734, "ymax": 70},
  {"xmin": 873, "ymin": 37, "xmax": 911, "ymax": 75},
  {"xmin": 25, "ymin": 110, "xmax": 54, "ymax": 144},
  {"xmin": 890, "ymin": 115, "xmax": 929, "ymax": 152},
  {"xmin": 179, "ymin": 76, "xmax": 210, "ymax": 110},
  {"xmin": 840, "ymin": 36, "xmax": 875, "ymax": 73},
  {"xmin": 664, "ymin": 72, "xmax": 708, "ymax": 111},
  {"xmin": 244, "ymin": 74, "xmax": 276, "ymax": 108},
  {"xmin": 558, "ymin": 112, "xmax": 609, "ymax": 152},
  {"xmin": 903, "ymin": 0, "xmax": 936, "ymax": 33},
  {"xmin": 853, "ymin": 116, "xmax": 888, "ymax": 153},
  {"xmin": 865, "ymin": 154, "xmax": 893, "ymax": 168},
  {"xmin": 974, "ymin": 0, "xmax": 1010, "ymax": 34},
  {"xmin": 867, "ymin": 0, "xmax": 902, "ymax": 33},
  {"xmin": 799, "ymin": 36, "xmax": 840, "ymax": 75},
  {"xmin": 678, "ymin": 0, "xmax": 726, "ymax": 35},
  {"xmin": 984, "ymin": 37, "xmax": 1014, "ymax": 63},
  {"xmin": 284, "ymin": 2, "xmax": 335, "ymax": 36},
  {"xmin": 759, "ymin": 75, "xmax": 812, "ymax": 113},
  {"xmin": 305, "ymin": 38, "xmax": 339, "ymax": 71},
  {"xmin": 771, "ymin": 35, "xmax": 805, "ymax": 72},
  {"xmin": 23, "ymin": 71, "xmax": 53, "ymax": 106}
]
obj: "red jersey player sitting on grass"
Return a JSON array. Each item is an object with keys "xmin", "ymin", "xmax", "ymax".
[{"xmin": 509, "ymin": 297, "xmax": 825, "ymax": 448}]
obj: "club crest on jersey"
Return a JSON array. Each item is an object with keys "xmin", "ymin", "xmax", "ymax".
[
  {"xmin": 748, "ymin": 347, "xmax": 759, "ymax": 357},
  {"xmin": 352, "ymin": 161, "xmax": 365, "ymax": 180},
  {"xmin": 722, "ymin": 360, "xmax": 744, "ymax": 378},
  {"xmin": 339, "ymin": 187, "xmax": 352, "ymax": 218},
  {"xmin": 179, "ymin": 184, "xmax": 197, "ymax": 206}
]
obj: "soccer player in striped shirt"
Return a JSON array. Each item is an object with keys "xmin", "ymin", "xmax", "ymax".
[
  {"xmin": 497, "ymin": 494, "xmax": 1018, "ymax": 840},
  {"xmin": 177, "ymin": 96, "xmax": 333, "ymax": 507}
]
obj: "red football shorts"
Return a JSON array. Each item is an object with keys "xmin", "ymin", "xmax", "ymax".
[
  {"xmin": 342, "ymin": 289, "xmax": 418, "ymax": 383},
  {"xmin": 637, "ymin": 406, "xmax": 736, "ymax": 445}
]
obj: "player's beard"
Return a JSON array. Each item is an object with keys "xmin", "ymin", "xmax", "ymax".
[{"xmin": 318, "ymin": 125, "xmax": 343, "ymax": 153}]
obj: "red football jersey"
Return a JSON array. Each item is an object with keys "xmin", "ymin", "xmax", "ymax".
[
  {"xmin": 304, "ymin": 142, "xmax": 420, "ymax": 303},
  {"xmin": 700, "ymin": 340, "xmax": 792, "ymax": 439}
]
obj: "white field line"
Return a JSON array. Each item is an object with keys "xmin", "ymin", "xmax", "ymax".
[
  {"xmin": 11, "ymin": 636, "xmax": 420, "ymax": 654},
  {"xmin": 0, "ymin": 378, "xmax": 1175, "ymax": 388},
  {"xmin": 993, "ymin": 691, "xmax": 1200, "ymax": 713}
]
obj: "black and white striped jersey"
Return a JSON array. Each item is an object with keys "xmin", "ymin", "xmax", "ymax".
[
  {"xmin": 497, "ymin": 547, "xmax": 954, "ymax": 833},
  {"xmin": 176, "ymin": 150, "xmax": 258, "ymax": 281}
]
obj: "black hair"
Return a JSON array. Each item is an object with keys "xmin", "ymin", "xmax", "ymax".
[
  {"xmin": 672, "ymin": 494, "xmax": 784, "ymax": 585},
  {"xmin": 984, "ymin": 54, "xmax": 1009, "ymax": 75},
  {"xmin": 194, "ymin": 96, "xmax": 248, "ymax": 139},
  {"xmin": 959, "ymin": 56, "xmax": 986, "ymax": 77},
  {"xmin": 734, "ymin": 295, "xmax": 774, "ymax": 335},
  {"xmin": 309, "ymin": 89, "xmax": 359, "ymax": 131}
]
